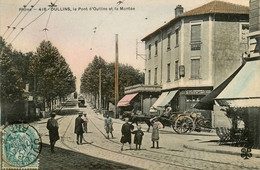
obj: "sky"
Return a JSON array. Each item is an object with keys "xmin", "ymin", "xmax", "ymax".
[{"xmin": 0, "ymin": 0, "xmax": 249, "ymax": 91}]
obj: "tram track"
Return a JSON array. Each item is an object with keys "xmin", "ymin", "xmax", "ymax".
[
  {"xmin": 88, "ymin": 114, "xmax": 258, "ymax": 170},
  {"xmin": 47, "ymin": 110, "xmax": 198, "ymax": 169},
  {"xmin": 40, "ymin": 106, "xmax": 257, "ymax": 170}
]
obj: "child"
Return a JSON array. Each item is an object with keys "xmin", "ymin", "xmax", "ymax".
[
  {"xmin": 132, "ymin": 125, "xmax": 144, "ymax": 150},
  {"xmin": 150, "ymin": 117, "xmax": 163, "ymax": 149},
  {"xmin": 104, "ymin": 114, "xmax": 114, "ymax": 139}
]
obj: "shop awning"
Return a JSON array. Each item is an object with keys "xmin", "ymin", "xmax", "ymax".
[
  {"xmin": 216, "ymin": 60, "xmax": 260, "ymax": 100},
  {"xmin": 194, "ymin": 63, "xmax": 244, "ymax": 110},
  {"xmin": 158, "ymin": 90, "xmax": 178, "ymax": 107},
  {"xmin": 215, "ymin": 59, "xmax": 260, "ymax": 108},
  {"xmin": 216, "ymin": 98, "xmax": 260, "ymax": 108},
  {"xmin": 117, "ymin": 93, "xmax": 138, "ymax": 107},
  {"xmin": 150, "ymin": 92, "xmax": 169, "ymax": 110}
]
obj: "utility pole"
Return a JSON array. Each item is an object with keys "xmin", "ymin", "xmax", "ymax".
[
  {"xmin": 99, "ymin": 68, "xmax": 102, "ymax": 110},
  {"xmin": 115, "ymin": 34, "xmax": 119, "ymax": 118}
]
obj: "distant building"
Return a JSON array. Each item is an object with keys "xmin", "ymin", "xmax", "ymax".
[{"xmin": 139, "ymin": 1, "xmax": 249, "ymax": 120}]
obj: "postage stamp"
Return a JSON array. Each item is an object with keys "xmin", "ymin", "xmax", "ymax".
[{"xmin": 1, "ymin": 123, "xmax": 42, "ymax": 169}]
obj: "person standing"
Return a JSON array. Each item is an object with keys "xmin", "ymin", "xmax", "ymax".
[
  {"xmin": 132, "ymin": 125, "xmax": 144, "ymax": 150},
  {"xmin": 82, "ymin": 113, "xmax": 88, "ymax": 133},
  {"xmin": 75, "ymin": 112, "xmax": 84, "ymax": 144},
  {"xmin": 150, "ymin": 117, "xmax": 163, "ymax": 149},
  {"xmin": 47, "ymin": 112, "xmax": 59, "ymax": 153},
  {"xmin": 120, "ymin": 118, "xmax": 134, "ymax": 151},
  {"xmin": 104, "ymin": 114, "xmax": 114, "ymax": 139}
]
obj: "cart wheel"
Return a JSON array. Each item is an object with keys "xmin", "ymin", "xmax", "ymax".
[
  {"xmin": 181, "ymin": 116, "xmax": 195, "ymax": 133},
  {"xmin": 174, "ymin": 116, "xmax": 193, "ymax": 134}
]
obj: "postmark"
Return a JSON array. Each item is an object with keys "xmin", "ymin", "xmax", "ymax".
[{"xmin": 1, "ymin": 123, "xmax": 42, "ymax": 168}]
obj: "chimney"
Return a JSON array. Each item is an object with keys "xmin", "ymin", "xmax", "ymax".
[{"xmin": 175, "ymin": 5, "xmax": 183, "ymax": 17}]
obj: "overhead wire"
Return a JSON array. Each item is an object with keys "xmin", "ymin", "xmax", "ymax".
[
  {"xmin": 11, "ymin": 0, "xmax": 59, "ymax": 44},
  {"xmin": 43, "ymin": 0, "xmax": 59, "ymax": 41},
  {"xmin": 90, "ymin": 0, "xmax": 126, "ymax": 50},
  {"xmin": 2, "ymin": 0, "xmax": 33, "ymax": 37},
  {"xmin": 11, "ymin": 10, "xmax": 47, "ymax": 43},
  {"xmin": 6, "ymin": 0, "xmax": 41, "ymax": 40}
]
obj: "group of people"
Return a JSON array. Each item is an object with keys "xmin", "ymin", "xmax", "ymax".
[
  {"xmin": 74, "ymin": 112, "xmax": 89, "ymax": 145},
  {"xmin": 46, "ymin": 112, "xmax": 89, "ymax": 153},
  {"xmin": 46, "ymin": 111, "xmax": 163, "ymax": 153},
  {"xmin": 120, "ymin": 117, "xmax": 163, "ymax": 151}
]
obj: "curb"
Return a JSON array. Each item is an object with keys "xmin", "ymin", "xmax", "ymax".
[{"xmin": 183, "ymin": 144, "xmax": 260, "ymax": 158}]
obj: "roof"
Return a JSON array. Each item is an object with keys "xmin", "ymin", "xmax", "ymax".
[{"xmin": 142, "ymin": 1, "xmax": 249, "ymax": 41}]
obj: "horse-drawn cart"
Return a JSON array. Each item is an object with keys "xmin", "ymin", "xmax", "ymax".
[
  {"xmin": 173, "ymin": 111, "xmax": 212, "ymax": 134},
  {"xmin": 122, "ymin": 110, "xmax": 212, "ymax": 134}
]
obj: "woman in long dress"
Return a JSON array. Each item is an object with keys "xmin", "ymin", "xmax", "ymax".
[{"xmin": 47, "ymin": 113, "xmax": 59, "ymax": 153}]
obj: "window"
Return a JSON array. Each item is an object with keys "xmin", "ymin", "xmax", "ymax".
[
  {"xmin": 191, "ymin": 24, "xmax": 201, "ymax": 42},
  {"xmin": 176, "ymin": 29, "xmax": 179, "ymax": 47},
  {"xmin": 148, "ymin": 44, "xmax": 151, "ymax": 59},
  {"xmin": 240, "ymin": 23, "xmax": 249, "ymax": 43},
  {"xmin": 154, "ymin": 67, "xmax": 158, "ymax": 85},
  {"xmin": 186, "ymin": 95, "xmax": 205, "ymax": 111},
  {"xmin": 191, "ymin": 58, "xmax": 200, "ymax": 79},
  {"xmin": 155, "ymin": 41, "xmax": 158, "ymax": 56},
  {"xmin": 167, "ymin": 34, "xmax": 171, "ymax": 50},
  {"xmin": 191, "ymin": 24, "xmax": 201, "ymax": 50},
  {"xmin": 167, "ymin": 63, "xmax": 171, "ymax": 82},
  {"xmin": 175, "ymin": 60, "xmax": 179, "ymax": 80},
  {"xmin": 148, "ymin": 70, "xmax": 151, "ymax": 85}
]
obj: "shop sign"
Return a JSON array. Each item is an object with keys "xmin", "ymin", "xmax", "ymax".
[{"xmin": 185, "ymin": 90, "xmax": 211, "ymax": 94}]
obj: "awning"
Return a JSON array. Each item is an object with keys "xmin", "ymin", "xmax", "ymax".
[
  {"xmin": 158, "ymin": 90, "xmax": 178, "ymax": 107},
  {"xmin": 216, "ymin": 59, "xmax": 260, "ymax": 100},
  {"xmin": 150, "ymin": 92, "xmax": 169, "ymax": 111},
  {"xmin": 215, "ymin": 59, "xmax": 260, "ymax": 108},
  {"xmin": 117, "ymin": 93, "xmax": 138, "ymax": 107},
  {"xmin": 216, "ymin": 98, "xmax": 260, "ymax": 108},
  {"xmin": 194, "ymin": 63, "xmax": 244, "ymax": 110}
]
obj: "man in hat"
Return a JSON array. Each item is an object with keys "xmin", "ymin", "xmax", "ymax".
[
  {"xmin": 47, "ymin": 112, "xmax": 59, "ymax": 153},
  {"xmin": 74, "ymin": 112, "xmax": 84, "ymax": 144}
]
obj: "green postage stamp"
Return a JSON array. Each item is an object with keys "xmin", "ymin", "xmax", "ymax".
[{"xmin": 1, "ymin": 123, "xmax": 42, "ymax": 169}]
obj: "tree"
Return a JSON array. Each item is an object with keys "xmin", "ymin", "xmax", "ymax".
[
  {"xmin": 80, "ymin": 56, "xmax": 144, "ymax": 109},
  {"xmin": 80, "ymin": 56, "xmax": 107, "ymax": 107},
  {"xmin": 29, "ymin": 40, "xmax": 76, "ymax": 109},
  {"xmin": 0, "ymin": 37, "xmax": 31, "ymax": 123}
]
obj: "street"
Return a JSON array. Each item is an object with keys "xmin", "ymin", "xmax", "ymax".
[{"xmin": 35, "ymin": 105, "xmax": 260, "ymax": 170}]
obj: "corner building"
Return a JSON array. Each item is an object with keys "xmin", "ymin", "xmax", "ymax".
[{"xmin": 141, "ymin": 1, "xmax": 249, "ymax": 120}]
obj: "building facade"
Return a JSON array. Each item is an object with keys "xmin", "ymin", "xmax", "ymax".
[{"xmin": 141, "ymin": 1, "xmax": 249, "ymax": 119}]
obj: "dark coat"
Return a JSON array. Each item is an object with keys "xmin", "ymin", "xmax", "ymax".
[
  {"xmin": 47, "ymin": 118, "xmax": 59, "ymax": 142},
  {"xmin": 120, "ymin": 123, "xmax": 134, "ymax": 144},
  {"xmin": 74, "ymin": 116, "xmax": 84, "ymax": 135},
  {"xmin": 132, "ymin": 130, "xmax": 144, "ymax": 145}
]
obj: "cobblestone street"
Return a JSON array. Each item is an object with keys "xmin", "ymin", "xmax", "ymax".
[{"xmin": 34, "ymin": 105, "xmax": 260, "ymax": 169}]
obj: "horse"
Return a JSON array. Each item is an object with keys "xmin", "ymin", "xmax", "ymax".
[{"xmin": 121, "ymin": 111, "xmax": 153, "ymax": 132}]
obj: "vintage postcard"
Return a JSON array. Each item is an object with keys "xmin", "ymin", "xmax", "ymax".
[{"xmin": 1, "ymin": 0, "xmax": 259, "ymax": 169}]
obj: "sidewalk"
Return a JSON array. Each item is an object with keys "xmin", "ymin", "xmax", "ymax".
[
  {"xmin": 93, "ymin": 108, "xmax": 260, "ymax": 159},
  {"xmin": 181, "ymin": 131, "xmax": 260, "ymax": 158}
]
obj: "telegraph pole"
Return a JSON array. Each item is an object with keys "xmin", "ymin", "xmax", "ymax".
[
  {"xmin": 99, "ymin": 69, "xmax": 102, "ymax": 110},
  {"xmin": 115, "ymin": 34, "xmax": 119, "ymax": 118}
]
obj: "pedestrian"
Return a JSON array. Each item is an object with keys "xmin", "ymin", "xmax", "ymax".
[
  {"xmin": 82, "ymin": 113, "xmax": 88, "ymax": 133},
  {"xmin": 150, "ymin": 117, "xmax": 163, "ymax": 149},
  {"xmin": 104, "ymin": 114, "xmax": 114, "ymax": 139},
  {"xmin": 120, "ymin": 118, "xmax": 134, "ymax": 151},
  {"xmin": 47, "ymin": 112, "xmax": 59, "ymax": 153},
  {"xmin": 75, "ymin": 112, "xmax": 84, "ymax": 145},
  {"xmin": 132, "ymin": 125, "xmax": 144, "ymax": 150}
]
